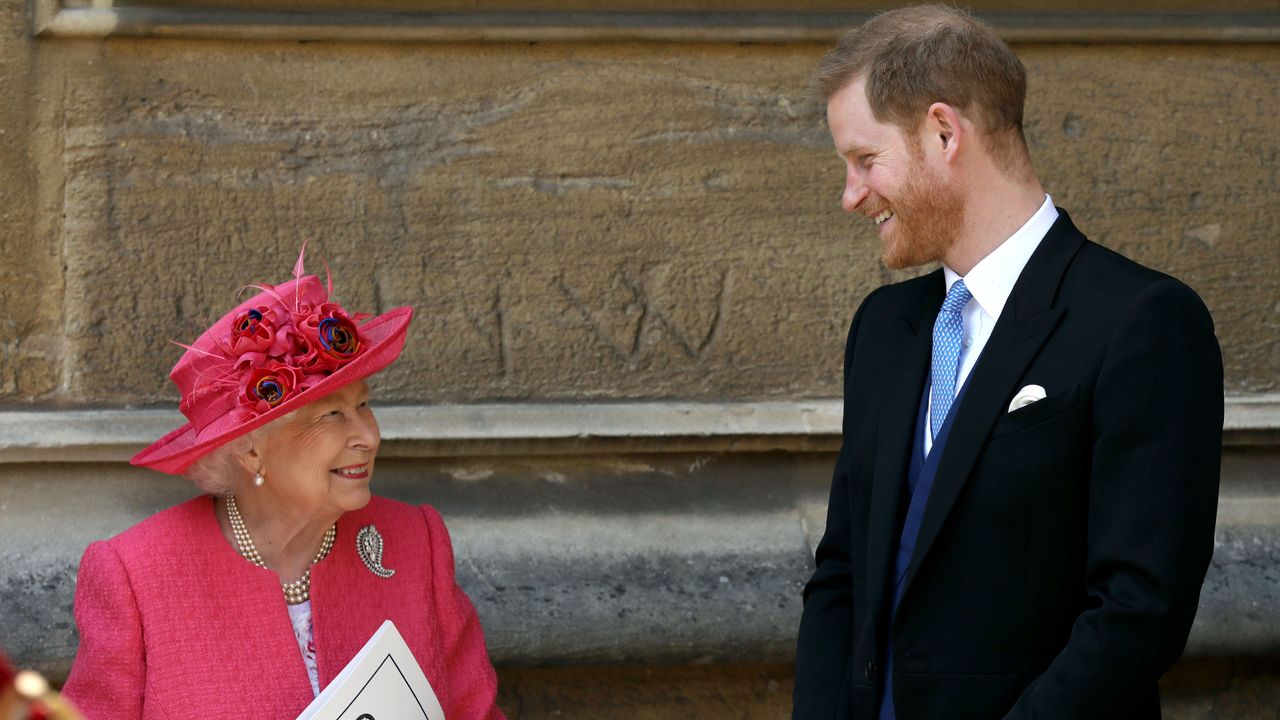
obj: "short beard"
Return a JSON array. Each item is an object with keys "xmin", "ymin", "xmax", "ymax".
[{"xmin": 880, "ymin": 151, "xmax": 965, "ymax": 270}]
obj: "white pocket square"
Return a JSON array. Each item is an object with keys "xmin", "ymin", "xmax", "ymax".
[{"xmin": 1008, "ymin": 384, "xmax": 1047, "ymax": 413}]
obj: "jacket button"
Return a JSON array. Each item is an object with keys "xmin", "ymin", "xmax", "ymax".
[{"xmin": 865, "ymin": 659, "xmax": 876, "ymax": 681}]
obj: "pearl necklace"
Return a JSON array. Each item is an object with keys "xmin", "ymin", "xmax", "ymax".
[{"xmin": 224, "ymin": 494, "xmax": 336, "ymax": 605}]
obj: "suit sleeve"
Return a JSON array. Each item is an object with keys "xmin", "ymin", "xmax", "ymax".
[
  {"xmin": 419, "ymin": 506, "xmax": 506, "ymax": 720},
  {"xmin": 61, "ymin": 541, "xmax": 146, "ymax": 720},
  {"xmin": 793, "ymin": 289, "xmax": 880, "ymax": 719},
  {"xmin": 1005, "ymin": 278, "xmax": 1224, "ymax": 719}
]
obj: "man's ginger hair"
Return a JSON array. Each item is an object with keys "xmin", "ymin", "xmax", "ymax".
[{"xmin": 815, "ymin": 4, "xmax": 1031, "ymax": 175}]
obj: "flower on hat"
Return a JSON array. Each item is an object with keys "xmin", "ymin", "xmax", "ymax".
[
  {"xmin": 189, "ymin": 252, "xmax": 369, "ymax": 425},
  {"xmin": 292, "ymin": 303, "xmax": 362, "ymax": 372},
  {"xmin": 230, "ymin": 307, "xmax": 275, "ymax": 354},
  {"xmin": 227, "ymin": 307, "xmax": 297, "ymax": 370},
  {"xmin": 224, "ymin": 302, "xmax": 365, "ymax": 417},
  {"xmin": 317, "ymin": 313, "xmax": 360, "ymax": 359},
  {"xmin": 240, "ymin": 364, "xmax": 303, "ymax": 416}
]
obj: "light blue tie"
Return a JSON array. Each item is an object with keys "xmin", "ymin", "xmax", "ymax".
[{"xmin": 930, "ymin": 279, "xmax": 972, "ymax": 442}]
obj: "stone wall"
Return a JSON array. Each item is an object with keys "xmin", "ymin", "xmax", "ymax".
[
  {"xmin": 1, "ymin": 0, "xmax": 1277, "ymax": 716},
  {"xmin": 3, "ymin": 24, "xmax": 1278, "ymax": 405}
]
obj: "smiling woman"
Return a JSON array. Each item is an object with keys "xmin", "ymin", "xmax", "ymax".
[
  {"xmin": 61, "ymin": 249, "xmax": 506, "ymax": 720},
  {"xmin": 242, "ymin": 382, "xmax": 382, "ymax": 523}
]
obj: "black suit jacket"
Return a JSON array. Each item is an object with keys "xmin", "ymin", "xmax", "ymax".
[{"xmin": 793, "ymin": 211, "xmax": 1223, "ymax": 719}]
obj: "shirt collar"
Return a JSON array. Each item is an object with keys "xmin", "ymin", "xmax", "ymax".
[{"xmin": 944, "ymin": 194, "xmax": 1058, "ymax": 322}]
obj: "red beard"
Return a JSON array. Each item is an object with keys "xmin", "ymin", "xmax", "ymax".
[{"xmin": 879, "ymin": 152, "xmax": 966, "ymax": 270}]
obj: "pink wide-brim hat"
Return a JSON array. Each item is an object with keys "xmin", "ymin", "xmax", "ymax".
[{"xmin": 131, "ymin": 251, "xmax": 413, "ymax": 476}]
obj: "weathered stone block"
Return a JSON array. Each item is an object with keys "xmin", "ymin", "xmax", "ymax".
[
  {"xmin": 3, "ymin": 446, "xmax": 1276, "ymax": 680},
  {"xmin": 1019, "ymin": 44, "xmax": 1279, "ymax": 394},
  {"xmin": 2, "ymin": 39, "xmax": 1272, "ymax": 405}
]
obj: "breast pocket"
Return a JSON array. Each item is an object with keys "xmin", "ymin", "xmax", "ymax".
[{"xmin": 988, "ymin": 384, "xmax": 1080, "ymax": 441}]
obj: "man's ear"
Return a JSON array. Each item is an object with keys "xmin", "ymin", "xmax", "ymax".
[{"xmin": 925, "ymin": 102, "xmax": 964, "ymax": 161}]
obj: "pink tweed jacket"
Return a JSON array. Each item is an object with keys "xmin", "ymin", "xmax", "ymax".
[{"xmin": 63, "ymin": 495, "xmax": 505, "ymax": 720}]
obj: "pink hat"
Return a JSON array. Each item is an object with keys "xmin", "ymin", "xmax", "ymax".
[{"xmin": 131, "ymin": 248, "xmax": 413, "ymax": 475}]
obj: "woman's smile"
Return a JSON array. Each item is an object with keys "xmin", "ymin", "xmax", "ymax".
[{"xmin": 331, "ymin": 463, "xmax": 370, "ymax": 480}]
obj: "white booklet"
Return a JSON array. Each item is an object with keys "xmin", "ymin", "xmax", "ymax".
[{"xmin": 296, "ymin": 620, "xmax": 446, "ymax": 720}]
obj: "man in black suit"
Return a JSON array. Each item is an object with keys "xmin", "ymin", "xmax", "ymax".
[{"xmin": 792, "ymin": 6, "xmax": 1223, "ymax": 719}]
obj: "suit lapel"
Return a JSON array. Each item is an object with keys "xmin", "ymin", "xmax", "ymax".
[
  {"xmin": 898, "ymin": 211, "xmax": 1087, "ymax": 600},
  {"xmin": 865, "ymin": 272, "xmax": 942, "ymax": 640}
]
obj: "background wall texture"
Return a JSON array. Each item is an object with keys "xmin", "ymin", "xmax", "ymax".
[{"xmin": 1, "ymin": 0, "xmax": 1277, "ymax": 717}]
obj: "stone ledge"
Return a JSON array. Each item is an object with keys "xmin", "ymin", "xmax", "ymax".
[
  {"xmin": 31, "ymin": 6, "xmax": 1280, "ymax": 43},
  {"xmin": 0, "ymin": 395, "xmax": 1275, "ymax": 463},
  {"xmin": 4, "ymin": 496, "xmax": 1276, "ymax": 680}
]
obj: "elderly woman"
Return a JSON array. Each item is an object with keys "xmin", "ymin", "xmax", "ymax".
[{"xmin": 62, "ymin": 251, "xmax": 505, "ymax": 719}]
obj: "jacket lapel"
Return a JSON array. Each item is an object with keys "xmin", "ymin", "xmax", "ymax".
[
  {"xmin": 865, "ymin": 272, "xmax": 942, "ymax": 640},
  {"xmin": 898, "ymin": 211, "xmax": 1087, "ymax": 600}
]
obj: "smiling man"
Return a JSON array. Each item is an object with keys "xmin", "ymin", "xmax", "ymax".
[{"xmin": 792, "ymin": 6, "xmax": 1224, "ymax": 719}]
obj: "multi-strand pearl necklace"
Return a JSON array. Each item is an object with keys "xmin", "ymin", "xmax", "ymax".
[{"xmin": 225, "ymin": 494, "xmax": 336, "ymax": 605}]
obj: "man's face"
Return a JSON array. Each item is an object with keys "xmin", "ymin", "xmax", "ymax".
[{"xmin": 827, "ymin": 76, "xmax": 964, "ymax": 269}]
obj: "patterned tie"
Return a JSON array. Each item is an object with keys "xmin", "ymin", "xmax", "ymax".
[{"xmin": 930, "ymin": 279, "xmax": 972, "ymax": 442}]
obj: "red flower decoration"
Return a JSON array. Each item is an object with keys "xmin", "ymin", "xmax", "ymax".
[
  {"xmin": 215, "ymin": 277, "xmax": 368, "ymax": 421},
  {"xmin": 286, "ymin": 332, "xmax": 323, "ymax": 372},
  {"xmin": 316, "ymin": 314, "xmax": 361, "ymax": 362},
  {"xmin": 239, "ymin": 364, "xmax": 303, "ymax": 415},
  {"xmin": 229, "ymin": 307, "xmax": 276, "ymax": 356},
  {"xmin": 296, "ymin": 304, "xmax": 362, "ymax": 371}
]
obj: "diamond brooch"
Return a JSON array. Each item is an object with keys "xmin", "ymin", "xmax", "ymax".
[{"xmin": 356, "ymin": 525, "xmax": 396, "ymax": 579}]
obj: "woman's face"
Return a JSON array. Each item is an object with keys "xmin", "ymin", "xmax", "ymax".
[{"xmin": 255, "ymin": 381, "xmax": 380, "ymax": 519}]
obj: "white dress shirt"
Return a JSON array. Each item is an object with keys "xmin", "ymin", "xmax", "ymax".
[{"xmin": 925, "ymin": 194, "xmax": 1059, "ymax": 455}]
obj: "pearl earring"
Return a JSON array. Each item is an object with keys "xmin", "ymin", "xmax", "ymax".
[{"xmin": 254, "ymin": 471, "xmax": 265, "ymax": 487}]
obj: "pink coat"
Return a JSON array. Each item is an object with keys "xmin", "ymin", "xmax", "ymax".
[{"xmin": 63, "ymin": 495, "xmax": 505, "ymax": 720}]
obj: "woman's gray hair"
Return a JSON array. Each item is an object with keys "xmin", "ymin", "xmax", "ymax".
[{"xmin": 184, "ymin": 419, "xmax": 286, "ymax": 495}]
